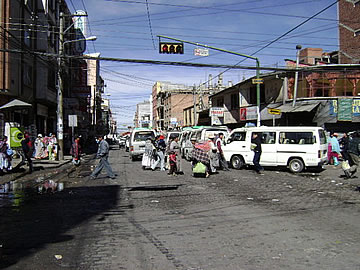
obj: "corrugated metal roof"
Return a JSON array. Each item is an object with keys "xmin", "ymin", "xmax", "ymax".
[{"xmin": 277, "ymin": 102, "xmax": 320, "ymax": 113}]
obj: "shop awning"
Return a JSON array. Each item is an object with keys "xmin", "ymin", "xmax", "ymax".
[
  {"xmin": 276, "ymin": 102, "xmax": 320, "ymax": 113},
  {"xmin": 0, "ymin": 99, "xmax": 32, "ymax": 110}
]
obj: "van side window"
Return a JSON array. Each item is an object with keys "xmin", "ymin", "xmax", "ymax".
[
  {"xmin": 230, "ymin": 132, "xmax": 246, "ymax": 141},
  {"xmin": 279, "ymin": 132, "xmax": 314, "ymax": 144},
  {"xmin": 261, "ymin": 132, "xmax": 276, "ymax": 144}
]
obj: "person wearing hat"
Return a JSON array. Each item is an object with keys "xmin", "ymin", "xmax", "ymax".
[
  {"xmin": 90, "ymin": 135, "xmax": 116, "ymax": 180},
  {"xmin": 151, "ymin": 134, "xmax": 166, "ymax": 171},
  {"xmin": 34, "ymin": 134, "xmax": 44, "ymax": 159},
  {"xmin": 208, "ymin": 134, "xmax": 219, "ymax": 173}
]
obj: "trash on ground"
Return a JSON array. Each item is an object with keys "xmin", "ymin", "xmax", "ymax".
[
  {"xmin": 151, "ymin": 200, "xmax": 159, "ymax": 203},
  {"xmin": 247, "ymin": 197, "xmax": 254, "ymax": 200},
  {"xmin": 272, "ymin": 199, "xmax": 280, "ymax": 202},
  {"xmin": 54, "ymin": 254, "xmax": 62, "ymax": 260}
]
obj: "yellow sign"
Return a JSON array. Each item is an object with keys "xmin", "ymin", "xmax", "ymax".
[
  {"xmin": 252, "ymin": 78, "xmax": 264, "ymax": 84},
  {"xmin": 10, "ymin": 127, "xmax": 24, "ymax": 148},
  {"xmin": 268, "ymin": 108, "xmax": 281, "ymax": 115}
]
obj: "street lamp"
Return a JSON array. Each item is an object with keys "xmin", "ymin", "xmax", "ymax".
[
  {"xmin": 57, "ymin": 11, "xmax": 96, "ymax": 160},
  {"xmin": 292, "ymin": 45, "xmax": 302, "ymax": 107}
]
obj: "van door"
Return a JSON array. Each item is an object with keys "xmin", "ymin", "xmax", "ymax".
[
  {"xmin": 257, "ymin": 131, "xmax": 277, "ymax": 165},
  {"xmin": 223, "ymin": 131, "xmax": 248, "ymax": 162}
]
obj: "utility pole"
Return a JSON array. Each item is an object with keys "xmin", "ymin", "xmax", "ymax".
[
  {"xmin": 193, "ymin": 85, "xmax": 197, "ymax": 126},
  {"xmin": 57, "ymin": 12, "xmax": 64, "ymax": 160}
]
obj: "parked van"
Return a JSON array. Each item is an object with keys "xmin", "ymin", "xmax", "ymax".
[
  {"xmin": 129, "ymin": 128, "xmax": 157, "ymax": 161},
  {"xmin": 223, "ymin": 126, "xmax": 327, "ymax": 173},
  {"xmin": 181, "ymin": 126, "xmax": 230, "ymax": 160}
]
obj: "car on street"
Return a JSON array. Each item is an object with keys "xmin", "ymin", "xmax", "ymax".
[{"xmin": 129, "ymin": 128, "xmax": 157, "ymax": 161}]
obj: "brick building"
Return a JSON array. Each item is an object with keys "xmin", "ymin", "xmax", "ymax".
[{"xmin": 338, "ymin": 0, "xmax": 360, "ymax": 63}]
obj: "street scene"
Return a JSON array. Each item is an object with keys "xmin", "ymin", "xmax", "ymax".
[
  {"xmin": 1, "ymin": 145, "xmax": 360, "ymax": 269},
  {"xmin": 1, "ymin": 0, "xmax": 360, "ymax": 269}
]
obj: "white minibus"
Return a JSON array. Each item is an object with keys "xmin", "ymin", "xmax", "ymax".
[
  {"xmin": 129, "ymin": 128, "xmax": 157, "ymax": 161},
  {"xmin": 223, "ymin": 126, "xmax": 327, "ymax": 173}
]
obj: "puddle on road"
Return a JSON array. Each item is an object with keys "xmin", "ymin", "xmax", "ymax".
[{"xmin": 0, "ymin": 179, "xmax": 66, "ymax": 209}]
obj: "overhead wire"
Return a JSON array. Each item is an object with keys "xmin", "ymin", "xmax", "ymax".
[{"xmin": 145, "ymin": 0, "xmax": 156, "ymax": 50}]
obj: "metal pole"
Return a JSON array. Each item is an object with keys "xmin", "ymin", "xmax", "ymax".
[
  {"xmin": 256, "ymin": 59, "xmax": 261, "ymax": 127},
  {"xmin": 193, "ymin": 85, "xmax": 197, "ymax": 126},
  {"xmin": 292, "ymin": 45, "xmax": 302, "ymax": 107},
  {"xmin": 57, "ymin": 12, "xmax": 64, "ymax": 160}
]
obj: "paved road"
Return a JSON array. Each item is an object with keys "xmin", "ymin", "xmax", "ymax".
[{"xmin": 1, "ymin": 147, "xmax": 360, "ymax": 269}]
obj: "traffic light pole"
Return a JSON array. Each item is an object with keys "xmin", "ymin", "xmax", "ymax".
[{"xmin": 157, "ymin": 35, "xmax": 261, "ymax": 127}]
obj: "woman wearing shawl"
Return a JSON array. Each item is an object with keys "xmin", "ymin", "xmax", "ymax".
[
  {"xmin": 192, "ymin": 140, "xmax": 211, "ymax": 177},
  {"xmin": 142, "ymin": 138, "xmax": 155, "ymax": 169}
]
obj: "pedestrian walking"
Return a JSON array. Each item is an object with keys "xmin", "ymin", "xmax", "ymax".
[
  {"xmin": 34, "ymin": 134, "xmax": 46, "ymax": 159},
  {"xmin": 70, "ymin": 136, "xmax": 82, "ymax": 166},
  {"xmin": 169, "ymin": 136, "xmax": 182, "ymax": 174},
  {"xmin": 346, "ymin": 131, "xmax": 360, "ymax": 178},
  {"xmin": 208, "ymin": 134, "xmax": 219, "ymax": 173},
  {"xmin": 151, "ymin": 135, "xmax": 166, "ymax": 171},
  {"xmin": 142, "ymin": 138, "xmax": 155, "ymax": 169},
  {"xmin": 0, "ymin": 136, "xmax": 12, "ymax": 172},
  {"xmin": 192, "ymin": 140, "xmax": 211, "ymax": 178},
  {"xmin": 168, "ymin": 151, "xmax": 177, "ymax": 176},
  {"xmin": 339, "ymin": 132, "xmax": 350, "ymax": 161},
  {"xmin": 328, "ymin": 133, "xmax": 340, "ymax": 166},
  {"xmin": 251, "ymin": 132, "xmax": 264, "ymax": 175},
  {"xmin": 90, "ymin": 135, "xmax": 116, "ymax": 179},
  {"xmin": 215, "ymin": 133, "xmax": 230, "ymax": 171},
  {"xmin": 47, "ymin": 133, "xmax": 57, "ymax": 161},
  {"xmin": 21, "ymin": 132, "xmax": 33, "ymax": 173}
]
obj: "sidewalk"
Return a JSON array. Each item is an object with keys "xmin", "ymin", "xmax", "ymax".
[{"xmin": 11, "ymin": 155, "xmax": 73, "ymax": 170}]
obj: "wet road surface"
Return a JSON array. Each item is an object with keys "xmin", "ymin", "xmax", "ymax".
[{"xmin": 1, "ymin": 147, "xmax": 360, "ymax": 269}]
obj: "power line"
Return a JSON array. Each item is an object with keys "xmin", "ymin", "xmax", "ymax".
[{"xmin": 145, "ymin": 0, "xmax": 156, "ymax": 50}]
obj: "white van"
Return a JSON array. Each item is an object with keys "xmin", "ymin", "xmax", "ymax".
[
  {"xmin": 129, "ymin": 128, "xmax": 157, "ymax": 161},
  {"xmin": 182, "ymin": 126, "xmax": 230, "ymax": 160},
  {"xmin": 223, "ymin": 126, "xmax": 327, "ymax": 173}
]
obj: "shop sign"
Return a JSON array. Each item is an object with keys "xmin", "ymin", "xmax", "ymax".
[
  {"xmin": 246, "ymin": 106, "xmax": 257, "ymax": 120},
  {"xmin": 329, "ymin": 99, "xmax": 360, "ymax": 117},
  {"xmin": 210, "ymin": 107, "xmax": 224, "ymax": 117}
]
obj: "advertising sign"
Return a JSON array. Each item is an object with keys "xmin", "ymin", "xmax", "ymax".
[
  {"xmin": 246, "ymin": 106, "xmax": 257, "ymax": 120},
  {"xmin": 10, "ymin": 127, "xmax": 24, "ymax": 148},
  {"xmin": 210, "ymin": 107, "xmax": 224, "ymax": 117}
]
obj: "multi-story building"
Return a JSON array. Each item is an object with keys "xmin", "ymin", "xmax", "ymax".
[
  {"xmin": 135, "ymin": 100, "xmax": 151, "ymax": 128},
  {"xmin": 338, "ymin": 0, "xmax": 360, "ymax": 63}
]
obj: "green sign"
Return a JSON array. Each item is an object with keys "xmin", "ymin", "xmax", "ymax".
[
  {"xmin": 337, "ymin": 98, "xmax": 353, "ymax": 121},
  {"xmin": 10, "ymin": 127, "xmax": 24, "ymax": 148}
]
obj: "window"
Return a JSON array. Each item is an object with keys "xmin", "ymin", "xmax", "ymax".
[
  {"xmin": 229, "ymin": 132, "xmax": 246, "ymax": 142},
  {"xmin": 260, "ymin": 132, "xmax": 276, "ymax": 144},
  {"xmin": 134, "ymin": 131, "xmax": 155, "ymax": 142},
  {"xmin": 216, "ymin": 97, "xmax": 224, "ymax": 107},
  {"xmin": 23, "ymin": 64, "xmax": 33, "ymax": 86},
  {"xmin": 24, "ymin": 29, "xmax": 31, "ymax": 47},
  {"xmin": 279, "ymin": 132, "xmax": 314, "ymax": 144},
  {"xmin": 231, "ymin": 93, "xmax": 239, "ymax": 110}
]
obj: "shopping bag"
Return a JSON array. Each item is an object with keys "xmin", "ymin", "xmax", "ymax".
[
  {"xmin": 341, "ymin": 160, "xmax": 350, "ymax": 171},
  {"xmin": 193, "ymin": 162, "xmax": 207, "ymax": 174}
]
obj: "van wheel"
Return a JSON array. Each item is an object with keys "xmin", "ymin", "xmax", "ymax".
[
  {"xmin": 289, "ymin": 158, "xmax": 304, "ymax": 173},
  {"xmin": 231, "ymin": 155, "xmax": 244, "ymax": 170}
]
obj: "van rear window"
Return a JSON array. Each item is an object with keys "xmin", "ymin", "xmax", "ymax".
[
  {"xmin": 134, "ymin": 131, "xmax": 155, "ymax": 142},
  {"xmin": 318, "ymin": 130, "xmax": 326, "ymax": 144},
  {"xmin": 279, "ymin": 132, "xmax": 314, "ymax": 144}
]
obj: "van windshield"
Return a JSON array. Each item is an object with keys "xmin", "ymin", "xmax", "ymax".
[{"xmin": 134, "ymin": 131, "xmax": 155, "ymax": 142}]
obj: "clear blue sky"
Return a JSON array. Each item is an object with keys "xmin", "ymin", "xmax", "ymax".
[{"xmin": 68, "ymin": 0, "xmax": 339, "ymax": 128}]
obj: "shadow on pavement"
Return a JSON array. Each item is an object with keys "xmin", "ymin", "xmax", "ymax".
[{"xmin": 0, "ymin": 184, "xmax": 120, "ymax": 268}]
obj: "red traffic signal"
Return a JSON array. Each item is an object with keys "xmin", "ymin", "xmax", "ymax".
[{"xmin": 159, "ymin": 42, "xmax": 184, "ymax": 54}]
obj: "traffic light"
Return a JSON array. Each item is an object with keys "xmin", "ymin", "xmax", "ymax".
[{"xmin": 159, "ymin": 42, "xmax": 184, "ymax": 54}]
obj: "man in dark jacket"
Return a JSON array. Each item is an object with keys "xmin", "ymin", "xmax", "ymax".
[
  {"xmin": 347, "ymin": 131, "xmax": 360, "ymax": 178},
  {"xmin": 251, "ymin": 132, "xmax": 264, "ymax": 175},
  {"xmin": 21, "ymin": 132, "xmax": 33, "ymax": 173},
  {"xmin": 90, "ymin": 135, "xmax": 116, "ymax": 179}
]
